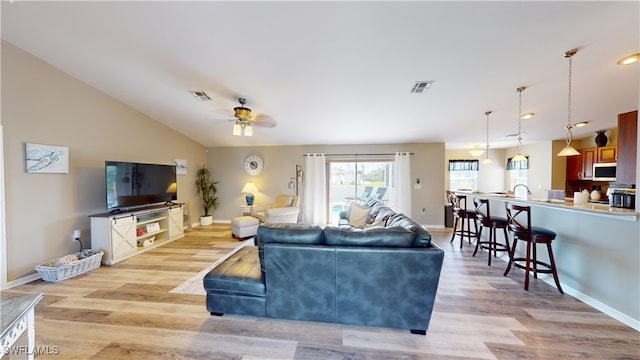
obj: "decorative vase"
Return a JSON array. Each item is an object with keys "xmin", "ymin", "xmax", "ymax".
[{"xmin": 595, "ymin": 130, "xmax": 608, "ymax": 147}]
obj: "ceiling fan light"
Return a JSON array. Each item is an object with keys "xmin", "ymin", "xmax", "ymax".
[
  {"xmin": 482, "ymin": 157, "xmax": 493, "ymax": 164},
  {"xmin": 557, "ymin": 144, "xmax": 580, "ymax": 156},
  {"xmin": 232, "ymin": 123, "xmax": 242, "ymax": 136},
  {"xmin": 234, "ymin": 107, "xmax": 251, "ymax": 119},
  {"xmin": 244, "ymin": 124, "xmax": 253, "ymax": 136},
  {"xmin": 469, "ymin": 149, "xmax": 485, "ymax": 157}
]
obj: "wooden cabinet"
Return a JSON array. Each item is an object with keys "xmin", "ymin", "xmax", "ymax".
[
  {"xmin": 617, "ymin": 110, "xmax": 638, "ymax": 184},
  {"xmin": 90, "ymin": 205, "xmax": 184, "ymax": 265},
  {"xmin": 581, "ymin": 148, "xmax": 597, "ymax": 179},
  {"xmin": 566, "ymin": 153, "xmax": 582, "ymax": 180},
  {"xmin": 596, "ymin": 146, "xmax": 617, "ymax": 163},
  {"xmin": 565, "ymin": 145, "xmax": 618, "ymax": 180}
]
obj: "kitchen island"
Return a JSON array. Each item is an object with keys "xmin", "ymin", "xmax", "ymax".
[{"xmin": 467, "ymin": 192, "xmax": 639, "ymax": 330}]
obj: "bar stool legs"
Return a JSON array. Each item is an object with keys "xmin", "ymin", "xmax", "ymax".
[
  {"xmin": 504, "ymin": 237, "xmax": 563, "ymax": 294},
  {"xmin": 504, "ymin": 202, "xmax": 564, "ymax": 294},
  {"xmin": 474, "ymin": 224, "xmax": 509, "ymax": 266},
  {"xmin": 472, "ymin": 197, "xmax": 509, "ymax": 266}
]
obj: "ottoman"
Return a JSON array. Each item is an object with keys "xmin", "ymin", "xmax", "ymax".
[{"xmin": 231, "ymin": 216, "xmax": 259, "ymax": 239}]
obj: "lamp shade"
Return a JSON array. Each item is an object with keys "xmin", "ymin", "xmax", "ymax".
[
  {"xmin": 512, "ymin": 153, "xmax": 527, "ymax": 162},
  {"xmin": 241, "ymin": 181, "xmax": 259, "ymax": 194},
  {"xmin": 232, "ymin": 123, "xmax": 242, "ymax": 136},
  {"xmin": 244, "ymin": 124, "xmax": 253, "ymax": 136},
  {"xmin": 469, "ymin": 149, "xmax": 485, "ymax": 157},
  {"xmin": 557, "ymin": 145, "xmax": 580, "ymax": 156}
]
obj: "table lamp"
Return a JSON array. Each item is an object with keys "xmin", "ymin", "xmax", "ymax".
[{"xmin": 241, "ymin": 181, "xmax": 259, "ymax": 206}]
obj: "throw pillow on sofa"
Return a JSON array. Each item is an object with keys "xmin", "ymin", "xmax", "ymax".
[{"xmin": 348, "ymin": 203, "xmax": 371, "ymax": 228}]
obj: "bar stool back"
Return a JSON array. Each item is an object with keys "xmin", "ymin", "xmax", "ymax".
[
  {"xmin": 447, "ymin": 192, "xmax": 478, "ymax": 249},
  {"xmin": 473, "ymin": 197, "xmax": 510, "ymax": 266},
  {"xmin": 504, "ymin": 202, "xmax": 564, "ymax": 294}
]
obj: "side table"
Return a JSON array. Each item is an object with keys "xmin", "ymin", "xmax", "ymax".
[
  {"xmin": 1, "ymin": 293, "xmax": 43, "ymax": 359},
  {"xmin": 240, "ymin": 205, "xmax": 253, "ymax": 216}
]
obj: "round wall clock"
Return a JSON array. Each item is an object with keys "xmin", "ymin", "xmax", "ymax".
[{"xmin": 244, "ymin": 155, "xmax": 264, "ymax": 175}]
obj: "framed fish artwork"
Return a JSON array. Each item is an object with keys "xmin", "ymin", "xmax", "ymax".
[{"xmin": 25, "ymin": 143, "xmax": 69, "ymax": 173}]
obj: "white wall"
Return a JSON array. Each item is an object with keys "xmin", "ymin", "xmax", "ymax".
[
  {"xmin": 444, "ymin": 148, "xmax": 507, "ymax": 195},
  {"xmin": 1, "ymin": 41, "xmax": 206, "ymax": 284},
  {"xmin": 206, "ymin": 143, "xmax": 446, "ymax": 227}
]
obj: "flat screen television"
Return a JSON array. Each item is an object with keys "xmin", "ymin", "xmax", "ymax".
[{"xmin": 105, "ymin": 161, "xmax": 177, "ymax": 212}]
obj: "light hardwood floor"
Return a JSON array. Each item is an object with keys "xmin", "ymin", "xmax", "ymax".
[{"xmin": 2, "ymin": 224, "xmax": 638, "ymax": 359}]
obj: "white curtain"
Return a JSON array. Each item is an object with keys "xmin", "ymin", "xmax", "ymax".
[
  {"xmin": 394, "ymin": 152, "xmax": 412, "ymax": 216},
  {"xmin": 302, "ymin": 154, "xmax": 327, "ymax": 225}
]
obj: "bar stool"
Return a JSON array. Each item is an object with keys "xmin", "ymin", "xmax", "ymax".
[
  {"xmin": 473, "ymin": 197, "xmax": 510, "ymax": 266},
  {"xmin": 447, "ymin": 192, "xmax": 478, "ymax": 249},
  {"xmin": 504, "ymin": 202, "xmax": 564, "ymax": 294}
]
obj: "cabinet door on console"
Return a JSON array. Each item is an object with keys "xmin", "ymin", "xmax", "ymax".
[
  {"xmin": 111, "ymin": 216, "xmax": 137, "ymax": 261},
  {"xmin": 168, "ymin": 207, "xmax": 184, "ymax": 240}
]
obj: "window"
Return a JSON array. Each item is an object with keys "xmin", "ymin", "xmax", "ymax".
[
  {"xmin": 506, "ymin": 156, "xmax": 528, "ymax": 190},
  {"xmin": 327, "ymin": 159, "xmax": 393, "ymax": 224},
  {"xmin": 448, "ymin": 160, "xmax": 479, "ymax": 191}
]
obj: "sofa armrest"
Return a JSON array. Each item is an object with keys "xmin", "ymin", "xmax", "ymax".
[{"xmin": 264, "ymin": 207, "xmax": 300, "ymax": 223}]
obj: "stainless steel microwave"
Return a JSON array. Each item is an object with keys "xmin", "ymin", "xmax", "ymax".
[{"xmin": 593, "ymin": 162, "xmax": 616, "ymax": 181}]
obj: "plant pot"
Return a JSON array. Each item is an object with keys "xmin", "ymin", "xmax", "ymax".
[{"xmin": 200, "ymin": 215, "xmax": 213, "ymax": 226}]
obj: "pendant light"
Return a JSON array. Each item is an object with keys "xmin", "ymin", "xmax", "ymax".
[
  {"xmin": 482, "ymin": 110, "xmax": 493, "ymax": 164},
  {"xmin": 512, "ymin": 86, "xmax": 527, "ymax": 162},
  {"xmin": 557, "ymin": 48, "xmax": 580, "ymax": 156}
]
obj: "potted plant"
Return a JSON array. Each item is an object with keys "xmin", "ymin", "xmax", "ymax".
[{"xmin": 195, "ymin": 164, "xmax": 219, "ymax": 226}]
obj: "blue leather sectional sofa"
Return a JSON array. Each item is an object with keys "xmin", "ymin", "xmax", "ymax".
[{"xmin": 203, "ymin": 200, "xmax": 445, "ymax": 334}]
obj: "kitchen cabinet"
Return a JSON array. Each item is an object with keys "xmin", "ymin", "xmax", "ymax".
[
  {"xmin": 617, "ymin": 110, "xmax": 638, "ymax": 184},
  {"xmin": 597, "ymin": 146, "xmax": 617, "ymax": 163},
  {"xmin": 566, "ymin": 153, "xmax": 582, "ymax": 180},
  {"xmin": 565, "ymin": 145, "xmax": 618, "ymax": 180},
  {"xmin": 581, "ymin": 148, "xmax": 597, "ymax": 179}
]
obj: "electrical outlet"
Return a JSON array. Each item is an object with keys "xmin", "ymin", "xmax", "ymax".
[{"xmin": 72, "ymin": 229, "xmax": 81, "ymax": 241}]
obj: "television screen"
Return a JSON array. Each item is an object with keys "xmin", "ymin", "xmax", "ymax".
[{"xmin": 105, "ymin": 161, "xmax": 177, "ymax": 212}]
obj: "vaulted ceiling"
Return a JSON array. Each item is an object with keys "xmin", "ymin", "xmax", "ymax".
[{"xmin": 2, "ymin": 1, "xmax": 638, "ymax": 149}]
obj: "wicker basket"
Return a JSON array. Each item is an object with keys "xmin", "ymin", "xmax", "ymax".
[{"xmin": 34, "ymin": 251, "xmax": 103, "ymax": 282}]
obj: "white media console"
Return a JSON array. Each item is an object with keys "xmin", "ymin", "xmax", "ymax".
[{"xmin": 90, "ymin": 204, "xmax": 184, "ymax": 265}]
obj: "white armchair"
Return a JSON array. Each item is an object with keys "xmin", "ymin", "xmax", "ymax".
[{"xmin": 251, "ymin": 195, "xmax": 300, "ymax": 223}]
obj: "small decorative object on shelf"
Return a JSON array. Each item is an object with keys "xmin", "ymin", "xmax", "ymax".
[
  {"xmin": 595, "ymin": 130, "xmax": 608, "ymax": 147},
  {"xmin": 34, "ymin": 250, "xmax": 103, "ymax": 282}
]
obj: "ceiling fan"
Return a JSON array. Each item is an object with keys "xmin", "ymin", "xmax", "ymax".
[{"xmin": 230, "ymin": 98, "xmax": 277, "ymax": 136}]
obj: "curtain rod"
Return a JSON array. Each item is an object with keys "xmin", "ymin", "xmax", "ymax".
[{"xmin": 303, "ymin": 152, "xmax": 413, "ymax": 156}]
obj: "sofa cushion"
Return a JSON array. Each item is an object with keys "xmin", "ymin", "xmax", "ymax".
[
  {"xmin": 323, "ymin": 226, "xmax": 415, "ymax": 247},
  {"xmin": 203, "ymin": 246, "xmax": 265, "ymax": 297},
  {"xmin": 372, "ymin": 207, "xmax": 396, "ymax": 223},
  {"xmin": 385, "ymin": 213, "xmax": 431, "ymax": 247},
  {"xmin": 348, "ymin": 203, "xmax": 371, "ymax": 228},
  {"xmin": 257, "ymin": 223, "xmax": 324, "ymax": 272}
]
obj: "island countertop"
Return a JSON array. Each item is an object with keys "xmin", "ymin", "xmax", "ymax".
[
  {"xmin": 466, "ymin": 192, "xmax": 638, "ymax": 221},
  {"xmin": 452, "ymin": 190, "xmax": 640, "ymax": 330}
]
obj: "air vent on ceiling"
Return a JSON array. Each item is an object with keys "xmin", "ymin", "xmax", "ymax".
[
  {"xmin": 189, "ymin": 91, "xmax": 211, "ymax": 101},
  {"xmin": 410, "ymin": 81, "xmax": 435, "ymax": 94}
]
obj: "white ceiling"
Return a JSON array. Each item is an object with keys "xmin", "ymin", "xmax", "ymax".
[{"xmin": 2, "ymin": 1, "xmax": 638, "ymax": 149}]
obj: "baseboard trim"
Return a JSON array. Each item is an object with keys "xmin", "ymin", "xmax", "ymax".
[
  {"xmin": 535, "ymin": 274, "xmax": 640, "ymax": 331},
  {"xmin": 5, "ymin": 272, "xmax": 41, "ymax": 289}
]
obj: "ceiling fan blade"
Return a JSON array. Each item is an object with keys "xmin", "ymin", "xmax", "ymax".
[{"xmin": 251, "ymin": 114, "xmax": 278, "ymax": 128}]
